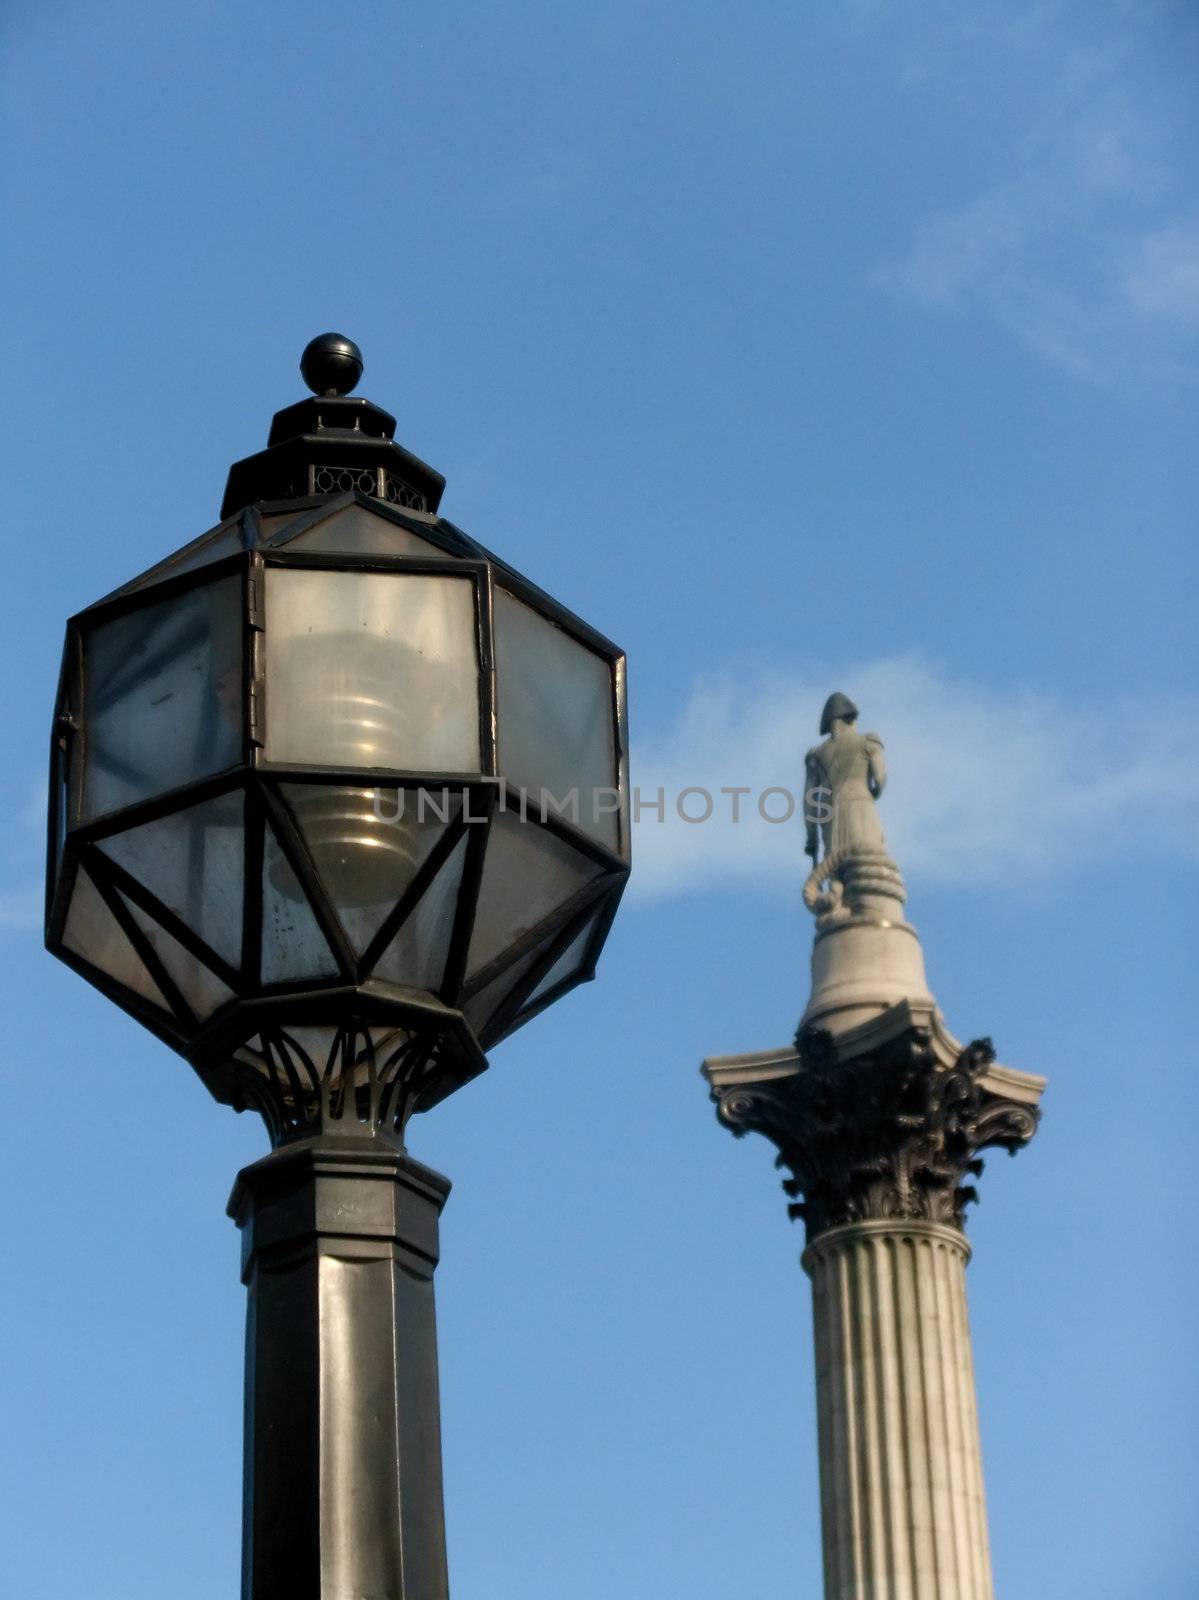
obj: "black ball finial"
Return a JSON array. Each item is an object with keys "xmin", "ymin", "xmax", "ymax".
[{"xmin": 300, "ymin": 333, "xmax": 364, "ymax": 397}]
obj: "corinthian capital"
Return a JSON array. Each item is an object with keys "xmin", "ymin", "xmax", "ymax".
[{"xmin": 708, "ymin": 1018, "xmax": 1042, "ymax": 1244}]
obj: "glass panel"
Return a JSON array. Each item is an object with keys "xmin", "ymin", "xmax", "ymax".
[
  {"xmin": 118, "ymin": 893, "xmax": 236, "ymax": 1021},
  {"xmin": 373, "ymin": 832, "xmax": 468, "ymax": 993},
  {"xmin": 279, "ymin": 783, "xmax": 462, "ymax": 955},
  {"xmin": 261, "ymin": 821, "xmax": 341, "ymax": 983},
  {"xmin": 83, "ymin": 574, "xmax": 242, "ymax": 818},
  {"xmin": 492, "ymin": 587, "xmax": 619, "ymax": 851},
  {"xmin": 264, "ymin": 569, "xmax": 480, "ymax": 773},
  {"xmin": 106, "ymin": 519, "xmax": 244, "ymax": 599},
  {"xmin": 62, "ymin": 865, "xmax": 169, "ymax": 1011},
  {"xmin": 525, "ymin": 912, "xmax": 598, "ymax": 1005},
  {"xmin": 275, "ymin": 503, "xmax": 452, "ymax": 560},
  {"xmin": 255, "ymin": 512, "xmax": 304, "ymax": 545},
  {"xmin": 158, "ymin": 525, "xmax": 245, "ymax": 581},
  {"xmin": 462, "ymin": 937, "xmax": 552, "ymax": 1041},
  {"xmin": 466, "ymin": 809, "xmax": 603, "ymax": 977},
  {"xmin": 95, "ymin": 790, "xmax": 243, "ymax": 967}
]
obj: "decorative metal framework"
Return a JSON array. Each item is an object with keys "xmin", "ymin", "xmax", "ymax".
[
  {"xmin": 48, "ymin": 480, "xmax": 629, "ymax": 1145},
  {"xmin": 311, "ymin": 464, "xmax": 429, "ymax": 509}
]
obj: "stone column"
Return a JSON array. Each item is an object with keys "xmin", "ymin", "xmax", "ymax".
[
  {"xmin": 228, "ymin": 1132, "xmax": 451, "ymax": 1600},
  {"xmin": 805, "ymin": 1220, "xmax": 991, "ymax": 1600},
  {"xmin": 705, "ymin": 1014, "xmax": 1043, "ymax": 1600}
]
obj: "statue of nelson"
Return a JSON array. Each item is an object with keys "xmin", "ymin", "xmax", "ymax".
[{"xmin": 803, "ymin": 692, "xmax": 888, "ymax": 867}]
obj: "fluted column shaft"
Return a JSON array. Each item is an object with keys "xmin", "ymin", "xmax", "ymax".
[{"xmin": 803, "ymin": 1220, "xmax": 991, "ymax": 1600}]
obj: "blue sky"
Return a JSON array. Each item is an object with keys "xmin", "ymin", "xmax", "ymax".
[{"xmin": 2, "ymin": 2, "xmax": 1196, "ymax": 1596}]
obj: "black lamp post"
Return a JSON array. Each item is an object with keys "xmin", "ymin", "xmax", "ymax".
[{"xmin": 46, "ymin": 336, "xmax": 630, "ymax": 1599}]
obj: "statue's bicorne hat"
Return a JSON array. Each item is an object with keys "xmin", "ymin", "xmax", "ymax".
[{"xmin": 819, "ymin": 691, "xmax": 859, "ymax": 735}]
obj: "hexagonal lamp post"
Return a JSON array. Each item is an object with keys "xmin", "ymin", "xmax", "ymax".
[{"xmin": 46, "ymin": 336, "xmax": 630, "ymax": 1600}]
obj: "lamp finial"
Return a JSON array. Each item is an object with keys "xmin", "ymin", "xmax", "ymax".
[{"xmin": 300, "ymin": 333, "xmax": 364, "ymax": 397}]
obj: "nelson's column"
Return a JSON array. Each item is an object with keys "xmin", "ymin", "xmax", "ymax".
[{"xmin": 702, "ymin": 692, "xmax": 1045, "ymax": 1600}]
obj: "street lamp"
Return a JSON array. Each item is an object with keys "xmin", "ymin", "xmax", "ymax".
[{"xmin": 46, "ymin": 335, "xmax": 630, "ymax": 1598}]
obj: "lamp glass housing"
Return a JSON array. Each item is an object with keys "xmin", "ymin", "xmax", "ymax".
[{"xmin": 47, "ymin": 491, "xmax": 629, "ymax": 1141}]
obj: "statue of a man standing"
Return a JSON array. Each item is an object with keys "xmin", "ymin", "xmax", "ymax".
[{"xmin": 804, "ymin": 691, "xmax": 888, "ymax": 867}]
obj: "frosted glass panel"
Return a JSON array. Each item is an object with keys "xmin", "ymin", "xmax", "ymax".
[
  {"xmin": 525, "ymin": 913, "xmax": 597, "ymax": 1005},
  {"xmin": 467, "ymin": 810, "xmax": 603, "ymax": 977},
  {"xmin": 95, "ymin": 790, "xmax": 243, "ymax": 967},
  {"xmin": 493, "ymin": 588, "xmax": 619, "ymax": 851},
  {"xmin": 83, "ymin": 575, "xmax": 242, "ymax": 818},
  {"xmin": 113, "ymin": 519, "xmax": 244, "ymax": 599},
  {"xmin": 264, "ymin": 569, "xmax": 480, "ymax": 773},
  {"xmin": 372, "ymin": 832, "xmax": 468, "ymax": 994},
  {"xmin": 255, "ymin": 513, "xmax": 303, "ymax": 544},
  {"xmin": 462, "ymin": 938, "xmax": 551, "ymax": 1041},
  {"xmin": 119, "ymin": 893, "xmax": 236, "ymax": 1020},
  {"xmin": 280, "ymin": 783, "xmax": 462, "ymax": 954},
  {"xmin": 63, "ymin": 866, "xmax": 168, "ymax": 1011},
  {"xmin": 261, "ymin": 823, "xmax": 340, "ymax": 983},
  {"xmin": 278, "ymin": 504, "xmax": 451, "ymax": 559},
  {"xmin": 161, "ymin": 525, "xmax": 245, "ymax": 580}
]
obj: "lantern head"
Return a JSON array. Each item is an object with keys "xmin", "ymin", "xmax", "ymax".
[{"xmin": 47, "ymin": 339, "xmax": 629, "ymax": 1144}]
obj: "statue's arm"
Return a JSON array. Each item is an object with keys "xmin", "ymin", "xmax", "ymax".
[
  {"xmin": 866, "ymin": 734, "xmax": 886, "ymax": 799},
  {"xmin": 804, "ymin": 750, "xmax": 821, "ymax": 859}
]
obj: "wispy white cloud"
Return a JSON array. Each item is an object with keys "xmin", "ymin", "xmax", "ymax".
[
  {"xmin": 1123, "ymin": 221, "xmax": 1199, "ymax": 323},
  {"xmin": 876, "ymin": 37, "xmax": 1197, "ymax": 381},
  {"xmin": 629, "ymin": 655, "xmax": 1199, "ymax": 900}
]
